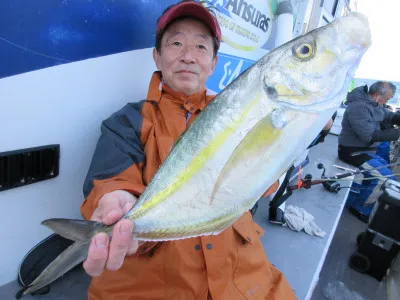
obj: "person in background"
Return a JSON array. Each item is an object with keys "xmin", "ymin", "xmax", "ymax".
[
  {"xmin": 338, "ymin": 81, "xmax": 400, "ymax": 221},
  {"xmin": 80, "ymin": 1, "xmax": 296, "ymax": 299},
  {"xmin": 378, "ymin": 102, "xmax": 397, "ymax": 163}
]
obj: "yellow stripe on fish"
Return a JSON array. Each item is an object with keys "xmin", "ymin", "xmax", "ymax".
[{"xmin": 130, "ymin": 93, "xmax": 265, "ymax": 219}]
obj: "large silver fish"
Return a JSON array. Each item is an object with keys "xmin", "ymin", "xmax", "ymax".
[{"xmin": 23, "ymin": 12, "xmax": 371, "ymax": 295}]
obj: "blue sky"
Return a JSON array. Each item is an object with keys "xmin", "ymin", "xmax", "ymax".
[{"xmin": 355, "ymin": 0, "xmax": 400, "ymax": 82}]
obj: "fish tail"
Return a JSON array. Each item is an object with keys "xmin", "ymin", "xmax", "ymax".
[{"xmin": 22, "ymin": 218, "xmax": 104, "ymax": 296}]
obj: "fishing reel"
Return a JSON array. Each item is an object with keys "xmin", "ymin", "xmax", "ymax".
[{"xmin": 317, "ymin": 163, "xmax": 341, "ymax": 193}]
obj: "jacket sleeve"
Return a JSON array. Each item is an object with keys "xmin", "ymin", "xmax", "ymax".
[
  {"xmin": 81, "ymin": 102, "xmax": 147, "ymax": 220},
  {"xmin": 346, "ymin": 102, "xmax": 376, "ymax": 144},
  {"xmin": 390, "ymin": 112, "xmax": 400, "ymax": 126},
  {"xmin": 261, "ymin": 181, "xmax": 279, "ymax": 197},
  {"xmin": 371, "ymin": 128, "xmax": 400, "ymax": 142},
  {"xmin": 372, "ymin": 110, "xmax": 400, "ymax": 142}
]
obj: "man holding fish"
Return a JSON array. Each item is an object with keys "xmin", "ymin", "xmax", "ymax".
[
  {"xmin": 79, "ymin": 1, "xmax": 295, "ymax": 299},
  {"xmin": 23, "ymin": 0, "xmax": 372, "ymax": 298}
]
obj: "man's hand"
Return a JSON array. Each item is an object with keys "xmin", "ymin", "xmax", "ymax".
[
  {"xmin": 323, "ymin": 118, "xmax": 334, "ymax": 131},
  {"xmin": 83, "ymin": 190, "xmax": 139, "ymax": 277}
]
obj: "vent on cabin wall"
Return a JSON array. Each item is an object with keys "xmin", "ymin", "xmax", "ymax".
[{"xmin": 0, "ymin": 145, "xmax": 60, "ymax": 192}]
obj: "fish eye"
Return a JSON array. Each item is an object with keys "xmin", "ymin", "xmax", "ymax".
[{"xmin": 293, "ymin": 43, "xmax": 314, "ymax": 61}]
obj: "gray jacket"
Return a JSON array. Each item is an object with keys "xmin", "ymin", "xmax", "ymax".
[{"xmin": 339, "ymin": 85, "xmax": 400, "ymax": 147}]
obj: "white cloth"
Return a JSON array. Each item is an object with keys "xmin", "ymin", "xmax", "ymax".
[{"xmin": 283, "ymin": 205, "xmax": 327, "ymax": 237}]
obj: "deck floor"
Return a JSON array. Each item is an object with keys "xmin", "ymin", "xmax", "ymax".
[{"xmin": 310, "ymin": 209, "xmax": 387, "ymax": 300}]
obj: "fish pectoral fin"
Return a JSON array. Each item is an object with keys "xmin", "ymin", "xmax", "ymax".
[
  {"xmin": 270, "ymin": 108, "xmax": 298, "ymax": 129},
  {"xmin": 42, "ymin": 218, "xmax": 104, "ymax": 241},
  {"xmin": 211, "ymin": 114, "xmax": 282, "ymax": 203}
]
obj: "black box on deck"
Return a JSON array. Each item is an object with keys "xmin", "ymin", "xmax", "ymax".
[
  {"xmin": 349, "ymin": 179, "xmax": 400, "ymax": 281},
  {"xmin": 369, "ymin": 179, "xmax": 400, "ymax": 241},
  {"xmin": 355, "ymin": 228, "xmax": 399, "ymax": 280}
]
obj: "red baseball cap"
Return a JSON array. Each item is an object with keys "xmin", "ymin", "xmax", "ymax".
[{"xmin": 156, "ymin": 1, "xmax": 221, "ymax": 44}]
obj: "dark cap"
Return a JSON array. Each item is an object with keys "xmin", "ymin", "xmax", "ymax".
[{"xmin": 156, "ymin": 1, "xmax": 221, "ymax": 44}]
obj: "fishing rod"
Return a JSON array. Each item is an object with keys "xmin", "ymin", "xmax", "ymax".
[
  {"xmin": 328, "ymin": 161, "xmax": 400, "ymax": 180},
  {"xmin": 319, "ymin": 173, "xmax": 400, "ymax": 182},
  {"xmin": 287, "ymin": 162, "xmax": 400, "ymax": 193},
  {"xmin": 266, "ymin": 161, "xmax": 400, "ymax": 225}
]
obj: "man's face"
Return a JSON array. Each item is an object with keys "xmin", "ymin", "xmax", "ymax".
[
  {"xmin": 373, "ymin": 84, "xmax": 394, "ymax": 105},
  {"xmin": 375, "ymin": 90, "xmax": 394, "ymax": 105},
  {"xmin": 153, "ymin": 18, "xmax": 218, "ymax": 96}
]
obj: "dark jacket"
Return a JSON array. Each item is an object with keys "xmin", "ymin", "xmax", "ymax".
[{"xmin": 339, "ymin": 85, "xmax": 400, "ymax": 148}]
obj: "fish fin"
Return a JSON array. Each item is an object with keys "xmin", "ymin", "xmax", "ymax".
[
  {"xmin": 22, "ymin": 218, "xmax": 105, "ymax": 295},
  {"xmin": 41, "ymin": 218, "xmax": 103, "ymax": 241},
  {"xmin": 23, "ymin": 240, "xmax": 90, "ymax": 295},
  {"xmin": 210, "ymin": 114, "xmax": 281, "ymax": 204}
]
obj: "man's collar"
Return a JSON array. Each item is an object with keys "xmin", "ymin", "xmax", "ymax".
[
  {"xmin": 145, "ymin": 71, "xmax": 215, "ymax": 111},
  {"xmin": 146, "ymin": 71, "xmax": 164, "ymax": 102}
]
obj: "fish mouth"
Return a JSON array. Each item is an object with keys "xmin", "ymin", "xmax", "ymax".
[
  {"xmin": 264, "ymin": 74, "xmax": 347, "ymax": 113},
  {"xmin": 263, "ymin": 74, "xmax": 322, "ymax": 111}
]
